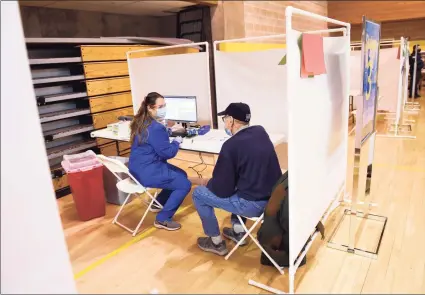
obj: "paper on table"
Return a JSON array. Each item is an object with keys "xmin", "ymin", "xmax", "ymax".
[
  {"xmin": 300, "ymin": 33, "xmax": 326, "ymax": 78},
  {"xmin": 192, "ymin": 133, "xmax": 229, "ymax": 142}
]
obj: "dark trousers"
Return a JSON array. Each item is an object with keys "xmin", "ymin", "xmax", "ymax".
[{"xmin": 409, "ymin": 72, "xmax": 421, "ymax": 96}]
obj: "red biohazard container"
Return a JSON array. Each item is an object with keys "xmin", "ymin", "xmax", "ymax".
[{"xmin": 61, "ymin": 151, "xmax": 106, "ymax": 221}]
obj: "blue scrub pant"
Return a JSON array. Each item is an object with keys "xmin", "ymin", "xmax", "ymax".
[{"xmin": 155, "ymin": 165, "xmax": 191, "ymax": 222}]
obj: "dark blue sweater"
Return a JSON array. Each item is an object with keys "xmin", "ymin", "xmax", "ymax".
[{"xmin": 207, "ymin": 126, "xmax": 282, "ymax": 201}]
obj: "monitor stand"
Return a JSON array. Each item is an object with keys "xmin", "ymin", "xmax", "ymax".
[
  {"xmin": 171, "ymin": 122, "xmax": 186, "ymax": 132},
  {"xmin": 172, "ymin": 122, "xmax": 196, "ymax": 131}
]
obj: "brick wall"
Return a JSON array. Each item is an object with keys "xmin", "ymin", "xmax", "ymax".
[{"xmin": 243, "ymin": 1, "xmax": 328, "ymax": 42}]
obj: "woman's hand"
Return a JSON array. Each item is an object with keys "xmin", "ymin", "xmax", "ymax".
[{"xmin": 173, "ymin": 136, "xmax": 183, "ymax": 144}]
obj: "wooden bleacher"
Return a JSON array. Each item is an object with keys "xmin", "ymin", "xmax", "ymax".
[{"xmin": 27, "ymin": 37, "xmax": 198, "ymax": 197}]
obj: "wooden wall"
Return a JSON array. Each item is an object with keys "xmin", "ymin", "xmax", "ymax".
[
  {"xmin": 328, "ymin": 1, "xmax": 425, "ymax": 41},
  {"xmin": 20, "ymin": 6, "xmax": 177, "ymax": 38},
  {"xmin": 82, "ymin": 45, "xmax": 197, "ymax": 157},
  {"xmin": 328, "ymin": 1, "xmax": 425, "ymax": 24},
  {"xmin": 29, "ymin": 40, "xmax": 198, "ymax": 196},
  {"xmin": 350, "ymin": 18, "xmax": 425, "ymax": 42}
]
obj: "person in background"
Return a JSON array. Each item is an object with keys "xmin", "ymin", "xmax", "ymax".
[
  {"xmin": 129, "ymin": 92, "xmax": 191, "ymax": 231},
  {"xmin": 409, "ymin": 45, "xmax": 424, "ymax": 98},
  {"xmin": 192, "ymin": 103, "xmax": 282, "ymax": 256}
]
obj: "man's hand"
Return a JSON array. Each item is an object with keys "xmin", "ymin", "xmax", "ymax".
[
  {"xmin": 189, "ymin": 177, "xmax": 211, "ymax": 186},
  {"xmin": 200, "ymin": 177, "xmax": 211, "ymax": 186}
]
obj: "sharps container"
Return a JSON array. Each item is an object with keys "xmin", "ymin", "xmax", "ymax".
[{"xmin": 61, "ymin": 150, "xmax": 106, "ymax": 221}]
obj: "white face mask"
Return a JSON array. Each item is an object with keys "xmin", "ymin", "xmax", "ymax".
[{"xmin": 156, "ymin": 107, "xmax": 167, "ymax": 120}]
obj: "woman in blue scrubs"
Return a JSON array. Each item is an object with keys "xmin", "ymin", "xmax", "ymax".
[{"xmin": 129, "ymin": 92, "xmax": 191, "ymax": 231}]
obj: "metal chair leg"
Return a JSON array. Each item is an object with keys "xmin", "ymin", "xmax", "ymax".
[
  {"xmin": 224, "ymin": 214, "xmax": 284, "ymax": 275},
  {"xmin": 113, "ymin": 193, "xmax": 132, "ymax": 224},
  {"xmin": 225, "ymin": 215, "xmax": 263, "ymax": 260},
  {"xmin": 132, "ymin": 191, "xmax": 158, "ymax": 236}
]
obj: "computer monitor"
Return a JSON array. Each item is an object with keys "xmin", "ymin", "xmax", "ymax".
[{"xmin": 164, "ymin": 96, "xmax": 197, "ymax": 123}]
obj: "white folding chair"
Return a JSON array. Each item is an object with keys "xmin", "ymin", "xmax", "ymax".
[
  {"xmin": 225, "ymin": 169, "xmax": 287, "ymax": 274},
  {"xmin": 224, "ymin": 214, "xmax": 284, "ymax": 275},
  {"xmin": 96, "ymin": 155, "xmax": 162, "ymax": 236}
]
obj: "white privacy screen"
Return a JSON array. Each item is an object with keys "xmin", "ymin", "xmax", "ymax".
[
  {"xmin": 128, "ymin": 52, "xmax": 212, "ymax": 125},
  {"xmin": 214, "ymin": 48, "xmax": 288, "ymax": 137},
  {"xmin": 165, "ymin": 96, "xmax": 197, "ymax": 122},
  {"xmin": 377, "ymin": 47, "xmax": 400, "ymax": 112},
  {"xmin": 350, "ymin": 50, "xmax": 362, "ymax": 96},
  {"xmin": 287, "ymin": 30, "xmax": 349, "ymax": 265},
  {"xmin": 351, "ymin": 47, "xmax": 400, "ymax": 112}
]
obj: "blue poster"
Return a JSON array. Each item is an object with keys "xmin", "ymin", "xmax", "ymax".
[{"xmin": 361, "ymin": 19, "xmax": 381, "ymax": 142}]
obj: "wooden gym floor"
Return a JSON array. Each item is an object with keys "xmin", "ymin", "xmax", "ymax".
[{"xmin": 58, "ymin": 89, "xmax": 425, "ymax": 294}]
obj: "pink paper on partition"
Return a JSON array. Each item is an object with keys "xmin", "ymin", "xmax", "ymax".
[{"xmin": 301, "ymin": 34, "xmax": 326, "ymax": 78}]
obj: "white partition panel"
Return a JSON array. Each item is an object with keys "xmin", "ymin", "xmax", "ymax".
[
  {"xmin": 377, "ymin": 47, "xmax": 400, "ymax": 112},
  {"xmin": 351, "ymin": 45, "xmax": 402, "ymax": 113},
  {"xmin": 214, "ymin": 49, "xmax": 288, "ymax": 136},
  {"xmin": 128, "ymin": 48, "xmax": 212, "ymax": 125},
  {"xmin": 401, "ymin": 39, "xmax": 410, "ymax": 109},
  {"xmin": 1, "ymin": 2, "xmax": 76, "ymax": 293},
  {"xmin": 286, "ymin": 30, "xmax": 350, "ymax": 266},
  {"xmin": 350, "ymin": 50, "xmax": 362, "ymax": 96}
]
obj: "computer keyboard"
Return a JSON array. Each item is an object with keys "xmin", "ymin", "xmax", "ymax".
[{"xmin": 170, "ymin": 130, "xmax": 187, "ymax": 138}]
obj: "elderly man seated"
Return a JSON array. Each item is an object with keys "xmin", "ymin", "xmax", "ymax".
[{"xmin": 191, "ymin": 103, "xmax": 282, "ymax": 256}]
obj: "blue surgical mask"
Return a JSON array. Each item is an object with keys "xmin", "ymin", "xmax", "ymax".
[
  {"xmin": 225, "ymin": 128, "xmax": 232, "ymax": 136},
  {"xmin": 156, "ymin": 107, "xmax": 166, "ymax": 120}
]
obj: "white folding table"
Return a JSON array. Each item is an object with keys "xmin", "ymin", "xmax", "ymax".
[{"xmin": 91, "ymin": 128, "xmax": 285, "ymax": 155}]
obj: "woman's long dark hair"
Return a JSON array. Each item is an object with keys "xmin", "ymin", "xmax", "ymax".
[{"xmin": 130, "ymin": 92, "xmax": 163, "ymax": 144}]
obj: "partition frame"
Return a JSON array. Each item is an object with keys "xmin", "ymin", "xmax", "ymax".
[
  {"xmin": 285, "ymin": 7, "xmax": 351, "ymax": 294},
  {"xmin": 405, "ymin": 43, "xmax": 421, "ymax": 109},
  {"xmin": 350, "ymin": 38, "xmax": 416, "ymax": 138},
  {"xmin": 404, "ymin": 40, "xmax": 411, "ymax": 106},
  {"xmin": 378, "ymin": 38, "xmax": 416, "ymax": 139},
  {"xmin": 351, "ymin": 40, "xmax": 402, "ymax": 115},
  {"xmin": 212, "ymin": 33, "xmax": 288, "ymax": 134},
  {"xmin": 350, "ymin": 38, "xmax": 396, "ymax": 47},
  {"xmin": 396, "ymin": 39, "xmax": 419, "ymax": 116},
  {"xmin": 126, "ymin": 42, "xmax": 214, "ymax": 126},
  {"xmin": 351, "ymin": 40, "xmax": 399, "ymax": 108},
  {"xmin": 213, "ymin": 10, "xmax": 349, "ymax": 292},
  {"xmin": 328, "ymin": 16, "xmax": 388, "ymax": 263},
  {"xmin": 411, "ymin": 44, "xmax": 419, "ymax": 99},
  {"xmin": 379, "ymin": 37, "xmax": 416, "ymax": 139},
  {"xmin": 402, "ymin": 41, "xmax": 421, "ymax": 109},
  {"xmin": 213, "ymin": 34, "xmax": 289, "ymax": 285}
]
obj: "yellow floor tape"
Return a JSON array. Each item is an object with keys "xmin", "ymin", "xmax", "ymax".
[{"xmin": 74, "ymin": 204, "xmax": 193, "ymax": 280}]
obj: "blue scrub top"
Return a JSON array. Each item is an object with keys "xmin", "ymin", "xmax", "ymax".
[{"xmin": 128, "ymin": 120, "xmax": 180, "ymax": 187}]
